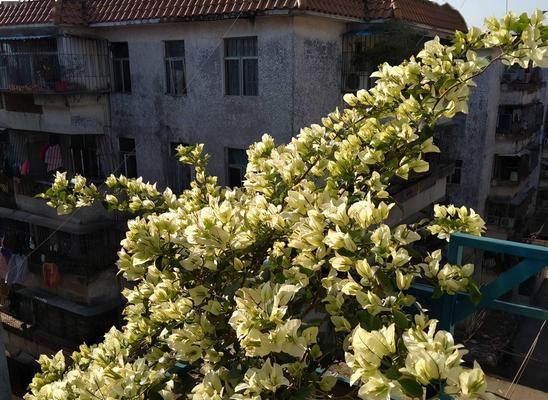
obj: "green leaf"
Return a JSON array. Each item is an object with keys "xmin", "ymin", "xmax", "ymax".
[
  {"xmin": 398, "ymin": 377, "xmax": 424, "ymax": 398},
  {"xmin": 394, "ymin": 309, "xmax": 410, "ymax": 330},
  {"xmin": 467, "ymin": 281, "xmax": 482, "ymax": 305},
  {"xmin": 292, "ymin": 385, "xmax": 313, "ymax": 400},
  {"xmin": 432, "ymin": 286, "xmax": 443, "ymax": 299}
]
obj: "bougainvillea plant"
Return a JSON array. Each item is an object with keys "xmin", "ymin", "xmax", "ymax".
[{"xmin": 27, "ymin": 11, "xmax": 546, "ymax": 400}]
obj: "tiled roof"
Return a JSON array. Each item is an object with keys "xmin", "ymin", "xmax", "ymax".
[
  {"xmin": 0, "ymin": 0, "xmax": 54, "ymax": 25},
  {"xmin": 366, "ymin": 0, "xmax": 467, "ymax": 32},
  {"xmin": 86, "ymin": 0, "xmax": 365, "ymax": 23},
  {"xmin": 0, "ymin": 0, "xmax": 467, "ymax": 32}
]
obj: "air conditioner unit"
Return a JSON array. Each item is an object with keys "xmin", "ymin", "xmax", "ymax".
[{"xmin": 500, "ymin": 217, "xmax": 515, "ymax": 228}]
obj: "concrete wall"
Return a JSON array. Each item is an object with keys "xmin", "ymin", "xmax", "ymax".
[
  {"xmin": 440, "ymin": 60, "xmax": 504, "ymax": 215},
  {"xmin": 0, "ymin": 93, "xmax": 110, "ymax": 135},
  {"xmin": 93, "ymin": 15, "xmax": 346, "ymax": 187}
]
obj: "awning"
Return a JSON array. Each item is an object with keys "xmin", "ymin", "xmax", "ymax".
[{"xmin": 0, "ymin": 207, "xmax": 111, "ymax": 234}]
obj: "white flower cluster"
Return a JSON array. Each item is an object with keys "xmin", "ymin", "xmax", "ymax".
[{"xmin": 29, "ymin": 11, "xmax": 546, "ymax": 400}]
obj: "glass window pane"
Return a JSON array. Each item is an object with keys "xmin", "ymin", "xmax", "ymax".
[
  {"xmin": 112, "ymin": 42, "xmax": 129, "ymax": 58},
  {"xmin": 225, "ymin": 59, "xmax": 240, "ymax": 95},
  {"xmin": 242, "ymin": 37, "xmax": 257, "ymax": 57},
  {"xmin": 173, "ymin": 60, "xmax": 186, "ymax": 94},
  {"xmin": 243, "ymin": 59, "xmax": 258, "ymax": 96},
  {"xmin": 225, "ymin": 38, "xmax": 239, "ymax": 57},
  {"xmin": 165, "ymin": 60, "xmax": 173, "ymax": 93},
  {"xmin": 165, "ymin": 40, "xmax": 185, "ymax": 58},
  {"xmin": 229, "ymin": 167, "xmax": 243, "ymax": 187},
  {"xmin": 122, "ymin": 60, "xmax": 131, "ymax": 92},
  {"xmin": 228, "ymin": 148, "xmax": 247, "ymax": 165},
  {"xmin": 113, "ymin": 60, "xmax": 123, "ymax": 91}
]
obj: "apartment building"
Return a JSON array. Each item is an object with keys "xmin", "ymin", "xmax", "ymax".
[{"xmin": 0, "ymin": 0, "xmax": 468, "ymax": 396}]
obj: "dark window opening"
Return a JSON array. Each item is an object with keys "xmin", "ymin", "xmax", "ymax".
[
  {"xmin": 227, "ymin": 148, "xmax": 248, "ymax": 187},
  {"xmin": 168, "ymin": 142, "xmax": 192, "ymax": 193},
  {"xmin": 224, "ymin": 37, "xmax": 258, "ymax": 96},
  {"xmin": 112, "ymin": 42, "xmax": 131, "ymax": 93},
  {"xmin": 165, "ymin": 41, "xmax": 186, "ymax": 95},
  {"xmin": 448, "ymin": 160, "xmax": 463, "ymax": 185},
  {"xmin": 70, "ymin": 135, "xmax": 101, "ymax": 178},
  {"xmin": 119, "ymin": 137, "xmax": 137, "ymax": 178}
]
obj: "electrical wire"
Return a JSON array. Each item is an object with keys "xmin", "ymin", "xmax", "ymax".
[{"xmin": 504, "ymin": 320, "xmax": 546, "ymax": 399}]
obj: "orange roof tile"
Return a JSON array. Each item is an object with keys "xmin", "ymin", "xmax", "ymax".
[
  {"xmin": 366, "ymin": 0, "xmax": 467, "ymax": 32},
  {"xmin": 0, "ymin": 0, "xmax": 466, "ymax": 32}
]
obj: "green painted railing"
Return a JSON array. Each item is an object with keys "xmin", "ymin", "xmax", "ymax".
[
  {"xmin": 427, "ymin": 232, "xmax": 548, "ymax": 399},
  {"xmin": 172, "ymin": 233, "xmax": 548, "ymax": 399}
]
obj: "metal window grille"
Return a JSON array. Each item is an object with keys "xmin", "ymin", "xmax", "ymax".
[
  {"xmin": 0, "ymin": 36, "xmax": 110, "ymax": 92},
  {"xmin": 112, "ymin": 42, "xmax": 131, "ymax": 93},
  {"xmin": 224, "ymin": 37, "xmax": 258, "ymax": 96},
  {"xmin": 70, "ymin": 135, "xmax": 101, "ymax": 178},
  {"xmin": 165, "ymin": 41, "xmax": 186, "ymax": 95}
]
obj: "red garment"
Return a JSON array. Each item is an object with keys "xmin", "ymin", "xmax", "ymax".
[
  {"xmin": 42, "ymin": 263, "xmax": 61, "ymax": 288},
  {"xmin": 20, "ymin": 159, "xmax": 30, "ymax": 176},
  {"xmin": 39, "ymin": 143, "xmax": 49, "ymax": 161}
]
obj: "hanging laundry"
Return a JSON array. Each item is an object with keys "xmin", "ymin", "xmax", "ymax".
[
  {"xmin": 19, "ymin": 159, "xmax": 30, "ymax": 176},
  {"xmin": 42, "ymin": 262, "xmax": 61, "ymax": 288},
  {"xmin": 39, "ymin": 143, "xmax": 49, "ymax": 161},
  {"xmin": 44, "ymin": 144, "xmax": 63, "ymax": 172},
  {"xmin": 5, "ymin": 253, "xmax": 28, "ymax": 284}
]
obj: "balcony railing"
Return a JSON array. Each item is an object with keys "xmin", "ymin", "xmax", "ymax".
[
  {"xmin": 413, "ymin": 232, "xmax": 548, "ymax": 399},
  {"xmin": 0, "ymin": 52, "xmax": 110, "ymax": 93}
]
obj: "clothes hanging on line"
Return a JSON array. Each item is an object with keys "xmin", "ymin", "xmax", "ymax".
[
  {"xmin": 5, "ymin": 253, "xmax": 28, "ymax": 284},
  {"xmin": 42, "ymin": 262, "xmax": 61, "ymax": 288},
  {"xmin": 44, "ymin": 144, "xmax": 63, "ymax": 172}
]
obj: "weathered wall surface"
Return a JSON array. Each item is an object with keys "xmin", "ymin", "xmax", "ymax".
[
  {"xmin": 95, "ymin": 15, "xmax": 346, "ymax": 186},
  {"xmin": 440, "ymin": 60, "xmax": 504, "ymax": 215},
  {"xmin": 292, "ymin": 16, "xmax": 346, "ymax": 132}
]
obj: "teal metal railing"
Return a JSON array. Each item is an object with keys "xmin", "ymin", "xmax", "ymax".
[
  {"xmin": 430, "ymin": 232, "xmax": 548, "ymax": 332},
  {"xmin": 424, "ymin": 232, "xmax": 548, "ymax": 400}
]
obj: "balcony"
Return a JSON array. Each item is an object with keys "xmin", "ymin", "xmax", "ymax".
[
  {"xmin": 0, "ymin": 36, "xmax": 110, "ymax": 94},
  {"xmin": 0, "ymin": 36, "xmax": 111, "ymax": 134},
  {"xmin": 387, "ymin": 162, "xmax": 454, "ymax": 225}
]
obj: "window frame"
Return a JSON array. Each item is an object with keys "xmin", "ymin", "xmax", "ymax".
[
  {"xmin": 164, "ymin": 40, "xmax": 187, "ymax": 96},
  {"xmin": 226, "ymin": 147, "xmax": 248, "ymax": 187},
  {"xmin": 111, "ymin": 42, "xmax": 131, "ymax": 93},
  {"xmin": 224, "ymin": 36, "xmax": 258, "ymax": 97},
  {"xmin": 119, "ymin": 137, "xmax": 137, "ymax": 178},
  {"xmin": 70, "ymin": 135, "xmax": 101, "ymax": 179}
]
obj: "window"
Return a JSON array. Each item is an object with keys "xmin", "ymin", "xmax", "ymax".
[
  {"xmin": 164, "ymin": 41, "xmax": 187, "ymax": 95},
  {"xmin": 112, "ymin": 42, "xmax": 131, "ymax": 93},
  {"xmin": 448, "ymin": 160, "xmax": 462, "ymax": 185},
  {"xmin": 168, "ymin": 142, "xmax": 192, "ymax": 192},
  {"xmin": 224, "ymin": 37, "xmax": 258, "ymax": 96},
  {"xmin": 119, "ymin": 138, "xmax": 137, "ymax": 178},
  {"xmin": 227, "ymin": 148, "xmax": 248, "ymax": 187},
  {"xmin": 71, "ymin": 136, "xmax": 100, "ymax": 178}
]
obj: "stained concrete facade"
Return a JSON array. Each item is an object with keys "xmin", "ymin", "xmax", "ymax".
[
  {"xmin": 438, "ymin": 58, "xmax": 548, "ymax": 242},
  {"xmin": 90, "ymin": 14, "xmax": 347, "ymax": 186}
]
